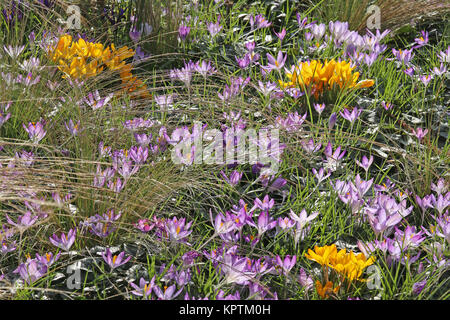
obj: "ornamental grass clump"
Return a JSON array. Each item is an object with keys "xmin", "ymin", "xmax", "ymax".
[{"xmin": 279, "ymin": 59, "xmax": 374, "ymax": 98}]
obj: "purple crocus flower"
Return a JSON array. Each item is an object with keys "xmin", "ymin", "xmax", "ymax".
[
  {"xmin": 355, "ymin": 155, "xmax": 374, "ymax": 172},
  {"xmin": 432, "ymin": 63, "xmax": 447, "ymax": 77},
  {"xmin": 381, "ymin": 101, "xmax": 393, "ymax": 110},
  {"xmin": 250, "ymin": 14, "xmax": 272, "ymax": 30},
  {"xmin": 6, "ymin": 211, "xmax": 39, "ymax": 229},
  {"xmin": 412, "ymin": 280, "xmax": 427, "ymax": 295},
  {"xmin": 289, "ymin": 209, "xmax": 319, "ymax": 231},
  {"xmin": 403, "ymin": 67, "xmax": 415, "ymax": 77},
  {"xmin": 431, "ymin": 179, "xmax": 448, "ymax": 195},
  {"xmin": 219, "ymin": 251, "xmax": 256, "ymax": 285},
  {"xmin": 438, "ymin": 46, "xmax": 450, "ymax": 63},
  {"xmin": 275, "ymin": 255, "xmax": 297, "ymax": 276},
  {"xmin": 266, "ymin": 51, "xmax": 287, "ymax": 71},
  {"xmin": 296, "ymin": 14, "xmax": 314, "ymax": 30},
  {"xmin": 23, "ymin": 121, "xmax": 46, "ymax": 143},
  {"xmin": 154, "ymin": 94, "xmax": 174, "ymax": 110},
  {"xmin": 413, "ymin": 30, "xmax": 428, "ymax": 48},
  {"xmin": 13, "ymin": 258, "xmax": 48, "ymax": 285},
  {"xmin": 313, "ymin": 103, "xmax": 326, "ymax": 115},
  {"xmin": 340, "ymin": 107, "xmax": 362, "ymax": 124},
  {"xmin": 253, "ymin": 195, "xmax": 275, "ymax": 212},
  {"xmin": 327, "ymin": 113, "xmax": 337, "ymax": 131},
  {"xmin": 207, "ymin": 17, "xmax": 223, "ymax": 37},
  {"xmin": 301, "ymin": 138, "xmax": 321, "ymax": 154},
  {"xmin": 312, "ymin": 167, "xmax": 331, "ymax": 184},
  {"xmin": 129, "ymin": 145, "xmax": 148, "ymax": 165},
  {"xmin": 82, "ymin": 90, "xmax": 113, "ymax": 110},
  {"xmin": 235, "ymin": 54, "xmax": 250, "ymax": 69},
  {"xmin": 102, "ymin": 248, "xmax": 131, "ymax": 270},
  {"xmin": 430, "ymin": 193, "xmax": 449, "ymax": 215},
  {"xmin": 365, "ymin": 194, "xmax": 412, "ymax": 235},
  {"xmin": 134, "ymin": 133, "xmax": 152, "ymax": 146},
  {"xmin": 130, "ymin": 276, "xmax": 156, "ymax": 299},
  {"xmin": 220, "ymin": 170, "xmax": 243, "ymax": 186},
  {"xmin": 36, "ymin": 252, "xmax": 61, "ymax": 266},
  {"xmin": 274, "ymin": 28, "xmax": 287, "ymax": 41},
  {"xmin": 134, "ymin": 219, "xmax": 154, "ymax": 233},
  {"xmin": 210, "ymin": 210, "xmax": 237, "ymax": 235},
  {"xmin": 153, "ymin": 284, "xmax": 183, "ymax": 300},
  {"xmin": 247, "ymin": 211, "xmax": 277, "ymax": 237},
  {"xmin": 392, "ymin": 48, "xmax": 414, "ymax": 65},
  {"xmin": 164, "ymin": 217, "xmax": 193, "ymax": 243},
  {"xmin": 64, "ymin": 119, "xmax": 82, "ymax": 136},
  {"xmin": 419, "ymin": 74, "xmax": 432, "ymax": 86},
  {"xmin": 49, "ymin": 228, "xmax": 76, "ymax": 251},
  {"xmin": 412, "ymin": 127, "xmax": 428, "ymax": 141},
  {"xmin": 3, "ymin": 45, "xmax": 25, "ymax": 59},
  {"xmin": 178, "ymin": 24, "xmax": 190, "ymax": 40},
  {"xmin": 0, "ymin": 102, "xmax": 12, "ymax": 127}
]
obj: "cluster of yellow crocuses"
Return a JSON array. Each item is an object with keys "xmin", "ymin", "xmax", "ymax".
[
  {"xmin": 305, "ymin": 244, "xmax": 376, "ymax": 298},
  {"xmin": 279, "ymin": 59, "xmax": 374, "ymax": 98},
  {"xmin": 48, "ymin": 34, "xmax": 150, "ymax": 99}
]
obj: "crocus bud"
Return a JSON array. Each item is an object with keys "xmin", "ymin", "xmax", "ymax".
[{"xmin": 328, "ymin": 112, "xmax": 337, "ymax": 130}]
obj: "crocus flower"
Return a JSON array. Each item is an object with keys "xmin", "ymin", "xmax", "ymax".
[
  {"xmin": 274, "ymin": 28, "xmax": 286, "ymax": 41},
  {"xmin": 430, "ymin": 193, "xmax": 449, "ymax": 215},
  {"xmin": 312, "ymin": 167, "xmax": 331, "ymax": 184},
  {"xmin": 247, "ymin": 211, "xmax": 277, "ymax": 237},
  {"xmin": 414, "ymin": 30, "xmax": 428, "ymax": 48},
  {"xmin": 381, "ymin": 101, "xmax": 393, "ymax": 110},
  {"xmin": 82, "ymin": 90, "xmax": 113, "ymax": 110},
  {"xmin": 253, "ymin": 195, "xmax": 275, "ymax": 212},
  {"xmin": 195, "ymin": 60, "xmax": 216, "ymax": 77},
  {"xmin": 340, "ymin": 107, "xmax": 361, "ymax": 123},
  {"xmin": 153, "ymin": 284, "xmax": 183, "ymax": 300},
  {"xmin": 23, "ymin": 121, "xmax": 46, "ymax": 143},
  {"xmin": 419, "ymin": 74, "xmax": 432, "ymax": 86},
  {"xmin": 328, "ymin": 112, "xmax": 337, "ymax": 130},
  {"xmin": 3, "ymin": 45, "xmax": 25, "ymax": 59},
  {"xmin": 250, "ymin": 14, "xmax": 272, "ymax": 30},
  {"xmin": 438, "ymin": 46, "xmax": 450, "ymax": 63},
  {"xmin": 6, "ymin": 211, "xmax": 39, "ymax": 229},
  {"xmin": 431, "ymin": 179, "xmax": 448, "ymax": 195},
  {"xmin": 412, "ymin": 127, "xmax": 428, "ymax": 141},
  {"xmin": 412, "ymin": 280, "xmax": 427, "ymax": 295},
  {"xmin": 235, "ymin": 54, "xmax": 250, "ymax": 69},
  {"xmin": 266, "ymin": 51, "xmax": 286, "ymax": 71},
  {"xmin": 275, "ymin": 255, "xmax": 297, "ymax": 276},
  {"xmin": 130, "ymin": 276, "xmax": 156, "ymax": 299},
  {"xmin": 102, "ymin": 248, "xmax": 131, "ymax": 270},
  {"xmin": 301, "ymin": 138, "xmax": 321, "ymax": 153},
  {"xmin": 178, "ymin": 24, "xmax": 190, "ymax": 40},
  {"xmin": 207, "ymin": 17, "xmax": 222, "ymax": 37},
  {"xmin": 64, "ymin": 119, "xmax": 82, "ymax": 136},
  {"xmin": 164, "ymin": 217, "xmax": 193, "ymax": 243},
  {"xmin": 0, "ymin": 102, "xmax": 12, "ymax": 127},
  {"xmin": 49, "ymin": 229, "xmax": 76, "ymax": 251},
  {"xmin": 289, "ymin": 209, "xmax": 319, "ymax": 231},
  {"xmin": 13, "ymin": 258, "xmax": 48, "ymax": 285},
  {"xmin": 220, "ymin": 170, "xmax": 243, "ymax": 186},
  {"xmin": 432, "ymin": 63, "xmax": 447, "ymax": 77},
  {"xmin": 298, "ymin": 268, "xmax": 314, "ymax": 291},
  {"xmin": 313, "ymin": 103, "xmax": 325, "ymax": 115},
  {"xmin": 404, "ymin": 67, "xmax": 415, "ymax": 77},
  {"xmin": 355, "ymin": 155, "xmax": 374, "ymax": 172},
  {"xmin": 365, "ymin": 194, "xmax": 412, "ymax": 235},
  {"xmin": 36, "ymin": 252, "xmax": 61, "ymax": 266},
  {"xmin": 392, "ymin": 48, "xmax": 414, "ymax": 65}
]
